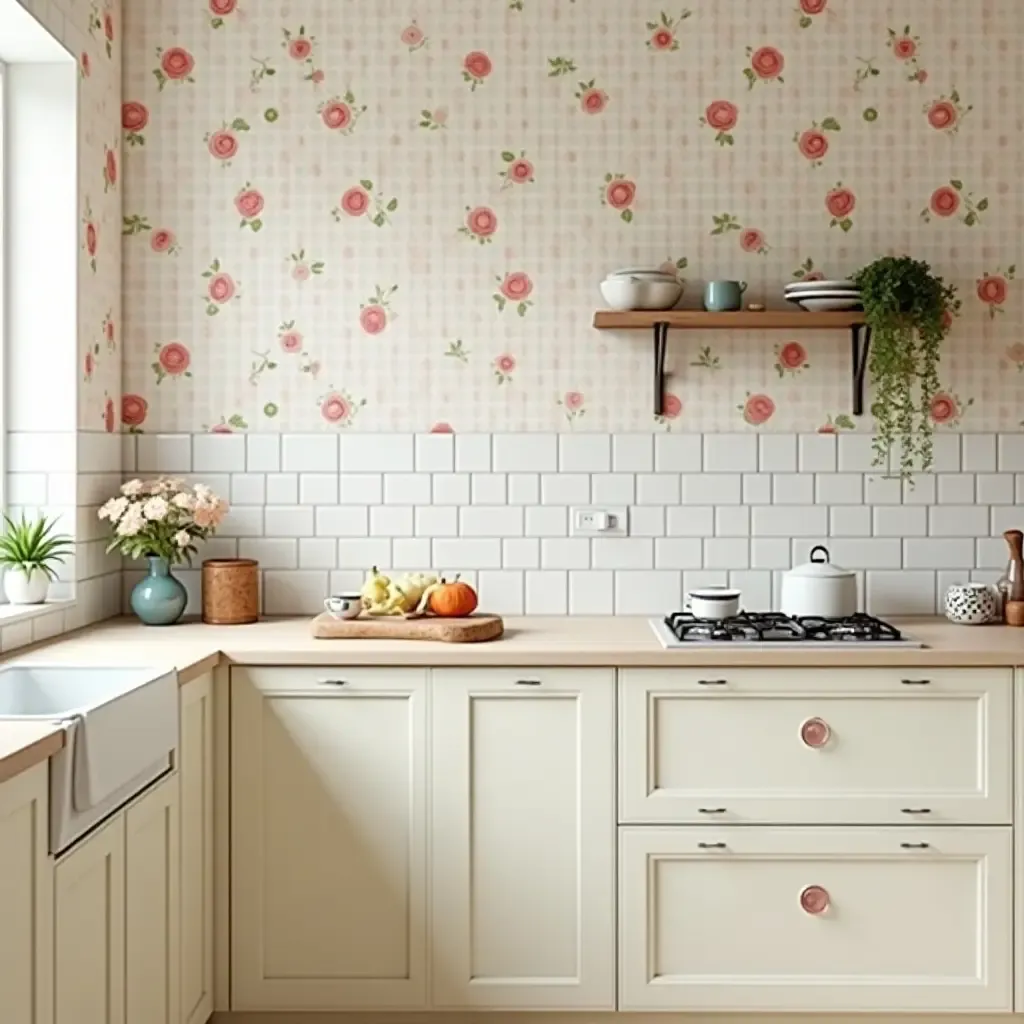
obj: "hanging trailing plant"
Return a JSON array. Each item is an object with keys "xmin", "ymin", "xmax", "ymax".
[{"xmin": 853, "ymin": 256, "xmax": 956, "ymax": 480}]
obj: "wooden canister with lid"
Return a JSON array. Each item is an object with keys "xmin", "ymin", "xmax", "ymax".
[{"xmin": 202, "ymin": 558, "xmax": 259, "ymax": 624}]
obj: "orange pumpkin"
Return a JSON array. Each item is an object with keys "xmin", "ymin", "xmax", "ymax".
[{"xmin": 428, "ymin": 577, "xmax": 478, "ymax": 617}]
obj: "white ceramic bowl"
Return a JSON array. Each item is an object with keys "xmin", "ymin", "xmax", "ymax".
[
  {"xmin": 687, "ymin": 587, "xmax": 742, "ymax": 620},
  {"xmin": 600, "ymin": 276, "xmax": 682, "ymax": 311}
]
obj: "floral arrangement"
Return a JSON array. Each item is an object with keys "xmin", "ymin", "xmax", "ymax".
[{"xmin": 98, "ymin": 477, "xmax": 229, "ymax": 563}]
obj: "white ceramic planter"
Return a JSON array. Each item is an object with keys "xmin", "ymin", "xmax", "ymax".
[{"xmin": 4, "ymin": 566, "xmax": 50, "ymax": 605}]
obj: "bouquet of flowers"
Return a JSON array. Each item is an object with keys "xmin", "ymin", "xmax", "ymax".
[{"xmin": 98, "ymin": 477, "xmax": 229, "ymax": 564}]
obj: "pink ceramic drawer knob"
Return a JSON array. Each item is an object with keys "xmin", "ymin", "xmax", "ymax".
[
  {"xmin": 800, "ymin": 716, "xmax": 831, "ymax": 748},
  {"xmin": 799, "ymin": 885, "xmax": 830, "ymax": 915}
]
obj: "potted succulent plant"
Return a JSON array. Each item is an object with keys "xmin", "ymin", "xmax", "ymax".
[
  {"xmin": 853, "ymin": 256, "xmax": 957, "ymax": 480},
  {"xmin": 0, "ymin": 514, "xmax": 74, "ymax": 604}
]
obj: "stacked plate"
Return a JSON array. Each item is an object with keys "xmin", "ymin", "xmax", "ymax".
[
  {"xmin": 601, "ymin": 267, "xmax": 682, "ymax": 311},
  {"xmin": 784, "ymin": 279, "xmax": 862, "ymax": 312}
]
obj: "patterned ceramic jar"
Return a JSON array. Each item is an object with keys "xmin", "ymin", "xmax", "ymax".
[{"xmin": 944, "ymin": 582, "xmax": 999, "ymax": 625}]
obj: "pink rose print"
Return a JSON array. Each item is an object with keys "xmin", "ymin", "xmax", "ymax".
[
  {"xmin": 463, "ymin": 50, "xmax": 492, "ymax": 90},
  {"xmin": 1005, "ymin": 342, "xmax": 1024, "ymax": 372},
  {"xmin": 121, "ymin": 394, "xmax": 148, "ymax": 431},
  {"xmin": 494, "ymin": 353, "xmax": 516, "ymax": 385},
  {"xmin": 234, "ymin": 183, "xmax": 264, "ymax": 231},
  {"xmin": 278, "ymin": 321, "xmax": 303, "ymax": 353},
  {"xmin": 340, "ymin": 186, "xmax": 369, "ymax": 217},
  {"xmin": 655, "ymin": 392, "xmax": 682, "ymax": 429},
  {"xmin": 740, "ymin": 228, "xmax": 769, "ymax": 254},
  {"xmin": 154, "ymin": 46, "xmax": 195, "ymax": 90},
  {"xmin": 288, "ymin": 36, "xmax": 312, "ymax": 61},
  {"xmin": 890, "ymin": 33, "xmax": 916, "ymax": 59},
  {"xmin": 282, "ymin": 26, "xmax": 321, "ymax": 82},
  {"xmin": 80, "ymin": 51, "xmax": 91, "ymax": 77},
  {"xmin": 103, "ymin": 11, "xmax": 114, "ymax": 43},
  {"xmin": 103, "ymin": 397, "xmax": 115, "ymax": 434},
  {"xmin": 494, "ymin": 272, "xmax": 534, "ymax": 317},
  {"xmin": 83, "ymin": 348, "xmax": 96, "ymax": 382},
  {"xmin": 459, "ymin": 205, "xmax": 498, "ymax": 244},
  {"xmin": 978, "ymin": 266, "xmax": 1015, "ymax": 319},
  {"xmin": 921, "ymin": 180, "xmax": 987, "ymax": 226},
  {"xmin": 602, "ymin": 174, "xmax": 636, "ymax": 223},
  {"xmin": 887, "ymin": 25, "xmax": 925, "ymax": 83},
  {"xmin": 319, "ymin": 388, "xmax": 365, "ymax": 427},
  {"xmin": 826, "ymin": 182, "xmax": 856, "ymax": 232},
  {"xmin": 209, "ymin": 0, "xmax": 237, "ymax": 28},
  {"xmin": 88, "ymin": 4, "xmax": 114, "ymax": 58},
  {"xmin": 792, "ymin": 257, "xmax": 824, "ymax": 282},
  {"xmin": 359, "ymin": 285, "xmax": 397, "ymax": 334},
  {"xmin": 103, "ymin": 145, "xmax": 118, "ymax": 191},
  {"xmin": 430, "ymin": 422, "xmax": 454, "ymax": 434},
  {"xmin": 103, "ymin": 313, "xmax": 115, "ymax": 349},
  {"xmin": 699, "ymin": 100, "xmax": 738, "ymax": 145},
  {"xmin": 710, "ymin": 211, "xmax": 742, "ymax": 237},
  {"xmin": 924, "ymin": 90, "xmax": 971, "ymax": 135},
  {"xmin": 795, "ymin": 117, "xmax": 840, "ymax": 166},
  {"xmin": 201, "ymin": 259, "xmax": 241, "ymax": 315},
  {"xmin": 577, "ymin": 82, "xmax": 609, "ymax": 114},
  {"xmin": 152, "ymin": 341, "xmax": 192, "ymax": 384},
  {"xmin": 930, "ymin": 390, "xmax": 972, "ymax": 427},
  {"xmin": 818, "ymin": 413, "xmax": 855, "ymax": 433},
  {"xmin": 122, "ymin": 101, "xmax": 148, "ymax": 146},
  {"xmin": 499, "ymin": 150, "xmax": 535, "ymax": 188},
  {"xmin": 150, "ymin": 228, "xmax": 180, "ymax": 255},
  {"xmin": 332, "ymin": 180, "xmax": 398, "ymax": 226},
  {"xmin": 774, "ymin": 341, "xmax": 809, "ymax": 377},
  {"xmin": 644, "ymin": 10, "xmax": 691, "ymax": 52},
  {"xmin": 558, "ymin": 390, "xmax": 586, "ymax": 425},
  {"xmin": 205, "ymin": 118, "xmax": 249, "ymax": 164},
  {"xmin": 82, "ymin": 201, "xmax": 98, "ymax": 273},
  {"xmin": 205, "ymin": 415, "xmax": 248, "ymax": 434},
  {"xmin": 797, "ymin": 0, "xmax": 827, "ymax": 27},
  {"xmin": 401, "ymin": 22, "xmax": 427, "ymax": 51},
  {"xmin": 287, "ymin": 248, "xmax": 324, "ymax": 279},
  {"xmin": 744, "ymin": 45, "xmax": 784, "ymax": 88},
  {"xmin": 740, "ymin": 392, "xmax": 776, "ymax": 426},
  {"xmin": 419, "ymin": 107, "xmax": 448, "ymax": 131},
  {"xmin": 319, "ymin": 91, "xmax": 366, "ymax": 134}
]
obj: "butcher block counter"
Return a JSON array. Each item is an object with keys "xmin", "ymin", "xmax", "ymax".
[{"xmin": 3, "ymin": 614, "xmax": 1024, "ymax": 783}]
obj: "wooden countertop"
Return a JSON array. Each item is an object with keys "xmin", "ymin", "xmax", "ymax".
[{"xmin": 3, "ymin": 614, "xmax": 1024, "ymax": 784}]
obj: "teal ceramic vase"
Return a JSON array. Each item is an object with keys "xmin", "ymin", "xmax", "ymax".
[{"xmin": 131, "ymin": 556, "xmax": 187, "ymax": 625}]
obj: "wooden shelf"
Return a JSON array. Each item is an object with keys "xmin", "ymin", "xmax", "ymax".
[
  {"xmin": 591, "ymin": 308, "xmax": 871, "ymax": 417},
  {"xmin": 592, "ymin": 309, "xmax": 865, "ymax": 330}
]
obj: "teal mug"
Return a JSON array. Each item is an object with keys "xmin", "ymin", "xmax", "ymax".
[{"xmin": 703, "ymin": 280, "xmax": 747, "ymax": 312}]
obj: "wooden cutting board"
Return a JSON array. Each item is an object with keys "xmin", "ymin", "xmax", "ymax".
[{"xmin": 311, "ymin": 612, "xmax": 504, "ymax": 643}]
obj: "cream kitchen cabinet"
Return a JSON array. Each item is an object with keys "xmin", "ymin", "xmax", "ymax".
[
  {"xmin": 431, "ymin": 668, "xmax": 616, "ymax": 1010},
  {"xmin": 0, "ymin": 761, "xmax": 53, "ymax": 1024},
  {"xmin": 230, "ymin": 667, "xmax": 428, "ymax": 1010},
  {"xmin": 620, "ymin": 667, "xmax": 1012, "ymax": 825},
  {"xmin": 619, "ymin": 825, "xmax": 1013, "ymax": 1013},
  {"xmin": 179, "ymin": 672, "xmax": 214, "ymax": 1024}
]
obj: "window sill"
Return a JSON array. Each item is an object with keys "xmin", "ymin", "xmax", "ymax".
[{"xmin": 0, "ymin": 598, "xmax": 75, "ymax": 626}]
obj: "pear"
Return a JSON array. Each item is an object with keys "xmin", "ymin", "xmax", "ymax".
[{"xmin": 360, "ymin": 566, "xmax": 390, "ymax": 608}]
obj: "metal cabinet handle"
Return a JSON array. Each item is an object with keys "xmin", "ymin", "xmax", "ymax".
[
  {"xmin": 318, "ymin": 679, "xmax": 347, "ymax": 686},
  {"xmin": 901, "ymin": 678, "xmax": 931, "ymax": 686},
  {"xmin": 698, "ymin": 807, "xmax": 727, "ymax": 815},
  {"xmin": 900, "ymin": 808, "xmax": 931, "ymax": 815},
  {"xmin": 697, "ymin": 679, "xmax": 727, "ymax": 687},
  {"xmin": 515, "ymin": 679, "xmax": 541, "ymax": 686},
  {"xmin": 900, "ymin": 842, "xmax": 930, "ymax": 849},
  {"xmin": 697, "ymin": 842, "xmax": 727, "ymax": 850}
]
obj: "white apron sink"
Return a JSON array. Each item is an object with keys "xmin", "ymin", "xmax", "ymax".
[{"xmin": 0, "ymin": 664, "xmax": 178, "ymax": 853}]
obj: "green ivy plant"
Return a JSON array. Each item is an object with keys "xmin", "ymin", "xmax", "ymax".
[{"xmin": 853, "ymin": 256, "xmax": 956, "ymax": 480}]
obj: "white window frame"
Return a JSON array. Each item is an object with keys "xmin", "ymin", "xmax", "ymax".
[{"xmin": 0, "ymin": 60, "xmax": 7, "ymax": 517}]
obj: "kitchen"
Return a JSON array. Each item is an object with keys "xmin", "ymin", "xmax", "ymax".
[{"xmin": 1, "ymin": 0, "xmax": 1024, "ymax": 1021}]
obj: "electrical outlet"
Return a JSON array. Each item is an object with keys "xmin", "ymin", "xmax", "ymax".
[{"xmin": 570, "ymin": 506, "xmax": 628, "ymax": 537}]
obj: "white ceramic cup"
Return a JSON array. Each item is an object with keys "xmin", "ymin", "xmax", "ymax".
[
  {"xmin": 686, "ymin": 587, "xmax": 741, "ymax": 620},
  {"xmin": 324, "ymin": 593, "xmax": 362, "ymax": 619}
]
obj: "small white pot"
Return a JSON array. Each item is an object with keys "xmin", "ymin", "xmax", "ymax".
[
  {"xmin": 944, "ymin": 583, "xmax": 999, "ymax": 625},
  {"xmin": 687, "ymin": 587, "xmax": 742, "ymax": 620},
  {"xmin": 780, "ymin": 546, "xmax": 857, "ymax": 619},
  {"xmin": 3, "ymin": 566, "xmax": 50, "ymax": 605}
]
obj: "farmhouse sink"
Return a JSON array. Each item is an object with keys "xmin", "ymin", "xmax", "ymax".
[{"xmin": 0, "ymin": 664, "xmax": 178, "ymax": 853}]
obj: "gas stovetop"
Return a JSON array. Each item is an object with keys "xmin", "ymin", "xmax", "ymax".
[{"xmin": 651, "ymin": 612, "xmax": 924, "ymax": 648}]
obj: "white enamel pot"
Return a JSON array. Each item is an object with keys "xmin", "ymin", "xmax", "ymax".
[{"xmin": 780, "ymin": 545, "xmax": 857, "ymax": 619}]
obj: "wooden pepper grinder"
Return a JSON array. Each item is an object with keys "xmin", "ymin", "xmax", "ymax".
[{"xmin": 1003, "ymin": 530, "xmax": 1024, "ymax": 626}]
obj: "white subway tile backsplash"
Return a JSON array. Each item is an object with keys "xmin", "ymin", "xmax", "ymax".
[
  {"xmin": 246, "ymin": 434, "xmax": 280, "ymax": 472},
  {"xmin": 265, "ymin": 506, "xmax": 314, "ymax": 537},
  {"xmin": 827, "ymin": 538, "xmax": 902, "ymax": 569},
  {"xmin": 568, "ymin": 571, "xmax": 614, "ymax": 614},
  {"xmin": 667, "ymin": 505, "xmax": 714, "ymax": 536},
  {"xmin": 704, "ymin": 434, "xmax": 757, "ymax": 472},
  {"xmin": 264, "ymin": 571, "xmax": 327, "ymax": 615},
  {"xmin": 866, "ymin": 570, "xmax": 936, "ymax": 615},
  {"xmin": 231, "ymin": 473, "xmax": 266, "ymax": 506},
  {"xmin": 415, "ymin": 506, "xmax": 458, "ymax": 537},
  {"xmin": 937, "ymin": 473, "xmax": 975, "ymax": 504},
  {"xmin": 266, "ymin": 473, "xmax": 298, "ymax": 505},
  {"xmin": 433, "ymin": 473, "xmax": 470, "ymax": 505},
  {"xmin": 392, "ymin": 538, "xmax": 432, "ymax": 569},
  {"xmin": 592, "ymin": 473, "xmax": 635, "ymax": 505},
  {"xmin": 460, "ymin": 506, "xmax": 523, "ymax": 537},
  {"xmin": 299, "ymin": 473, "xmax": 338, "ymax": 505},
  {"xmin": 741, "ymin": 474, "xmax": 772, "ymax": 505},
  {"xmin": 478, "ymin": 571, "xmax": 524, "ymax": 614},
  {"xmin": 629, "ymin": 506, "xmax": 665, "ymax": 537},
  {"xmin": 471, "ymin": 473, "xmax": 508, "ymax": 505},
  {"xmin": 998, "ymin": 434, "xmax": 1024, "ymax": 471},
  {"xmin": 612, "ymin": 434, "xmax": 653, "ymax": 472},
  {"xmin": 193, "ymin": 434, "xmax": 246, "ymax": 473},
  {"xmin": 864, "ymin": 474, "xmax": 901, "ymax": 505},
  {"xmin": 904, "ymin": 538, "xmax": 976, "ymax": 568},
  {"xmin": 715, "ymin": 506, "xmax": 750, "ymax": 537},
  {"xmin": 316, "ymin": 506, "xmax": 369, "ymax": 537},
  {"xmin": 614, "ymin": 571, "xmax": 681, "ymax": 614},
  {"xmin": 493, "ymin": 434, "xmax": 556, "ymax": 472},
  {"xmin": 238, "ymin": 538, "xmax": 297, "ymax": 570},
  {"xmin": 683, "ymin": 570, "xmax": 729, "ymax": 592},
  {"xmin": 772, "ymin": 473, "xmax": 814, "ymax": 505},
  {"xmin": 705, "ymin": 537, "xmax": 748, "ymax": 569},
  {"xmin": 330, "ymin": 570, "xmax": 365, "ymax": 594},
  {"xmin": 816, "ymin": 473, "xmax": 863, "ymax": 505},
  {"xmin": 137, "ymin": 434, "xmax": 191, "ymax": 473},
  {"xmin": 752, "ymin": 505, "xmax": 827, "ymax": 537},
  {"xmin": 636, "ymin": 473, "xmax": 680, "ymax": 505},
  {"xmin": 415, "ymin": 433, "xmax": 454, "ymax": 472},
  {"xmin": 962, "ymin": 434, "xmax": 996, "ymax": 472},
  {"xmin": 828, "ymin": 505, "xmax": 870, "ymax": 537},
  {"xmin": 300, "ymin": 538, "xmax": 339, "ymax": 570},
  {"xmin": 758, "ymin": 435, "xmax": 796, "ymax": 473},
  {"xmin": 751, "ymin": 538, "xmax": 791, "ymax": 569},
  {"xmin": 836, "ymin": 434, "xmax": 876, "ymax": 473},
  {"xmin": 433, "ymin": 538, "xmax": 502, "ymax": 569},
  {"xmin": 541, "ymin": 473, "xmax": 591, "ymax": 505},
  {"xmin": 340, "ymin": 434, "xmax": 413, "ymax": 472},
  {"xmin": 976, "ymin": 537, "xmax": 1007, "ymax": 570},
  {"xmin": 455, "ymin": 434, "xmax": 492, "ymax": 472},
  {"xmin": 991, "ymin": 506, "xmax": 1019, "ymax": 535},
  {"xmin": 8, "ymin": 473, "xmax": 47, "ymax": 505},
  {"xmin": 930, "ymin": 434, "xmax": 962, "ymax": 473},
  {"xmin": 654, "ymin": 434, "xmax": 702, "ymax": 472},
  {"xmin": 654, "ymin": 538, "xmax": 703, "ymax": 569},
  {"xmin": 903, "ymin": 474, "xmax": 937, "ymax": 505},
  {"xmin": 384, "ymin": 473, "xmax": 432, "ymax": 505},
  {"xmin": 121, "ymin": 435, "xmax": 137, "ymax": 473},
  {"xmin": 219, "ymin": 506, "xmax": 264, "ymax": 537},
  {"xmin": 503, "ymin": 538, "xmax": 540, "ymax": 569},
  {"xmin": 978, "ymin": 473, "xmax": 1014, "ymax": 504},
  {"xmin": 683, "ymin": 473, "xmax": 741, "ymax": 505},
  {"xmin": 525, "ymin": 506, "xmax": 567, "ymax": 537},
  {"xmin": 729, "ymin": 570, "xmax": 772, "ymax": 611},
  {"xmin": 507, "ymin": 473, "xmax": 540, "ymax": 505},
  {"xmin": 873, "ymin": 506, "xmax": 927, "ymax": 537},
  {"xmin": 370, "ymin": 506, "xmax": 413, "ymax": 537},
  {"xmin": 559, "ymin": 434, "xmax": 610, "ymax": 472},
  {"xmin": 525, "ymin": 571, "xmax": 568, "ymax": 614},
  {"xmin": 798, "ymin": 434, "xmax": 837, "ymax": 473},
  {"xmin": 281, "ymin": 434, "xmax": 337, "ymax": 472},
  {"xmin": 929, "ymin": 505, "xmax": 989, "ymax": 537},
  {"xmin": 338, "ymin": 473, "xmax": 383, "ymax": 504},
  {"xmin": 593, "ymin": 537, "xmax": 653, "ymax": 569},
  {"xmin": 540, "ymin": 538, "xmax": 591, "ymax": 569}
]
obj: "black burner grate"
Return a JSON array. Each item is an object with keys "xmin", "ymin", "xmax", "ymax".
[{"xmin": 663, "ymin": 611, "xmax": 904, "ymax": 643}]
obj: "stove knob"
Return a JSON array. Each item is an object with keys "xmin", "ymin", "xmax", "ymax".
[
  {"xmin": 799, "ymin": 885, "xmax": 830, "ymax": 915},
  {"xmin": 800, "ymin": 716, "xmax": 831, "ymax": 748}
]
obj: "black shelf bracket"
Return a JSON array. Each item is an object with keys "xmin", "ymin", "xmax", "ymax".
[
  {"xmin": 653, "ymin": 322, "xmax": 669, "ymax": 416},
  {"xmin": 851, "ymin": 324, "xmax": 872, "ymax": 416}
]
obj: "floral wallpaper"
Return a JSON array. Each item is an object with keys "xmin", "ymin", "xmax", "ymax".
[{"xmin": 121, "ymin": 0, "xmax": 1023, "ymax": 434}]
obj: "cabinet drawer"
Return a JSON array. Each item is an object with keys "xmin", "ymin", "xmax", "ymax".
[
  {"xmin": 619, "ymin": 668, "xmax": 1012, "ymax": 824},
  {"xmin": 619, "ymin": 826, "xmax": 1012, "ymax": 1012},
  {"xmin": 238, "ymin": 666, "xmax": 427, "ymax": 694}
]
